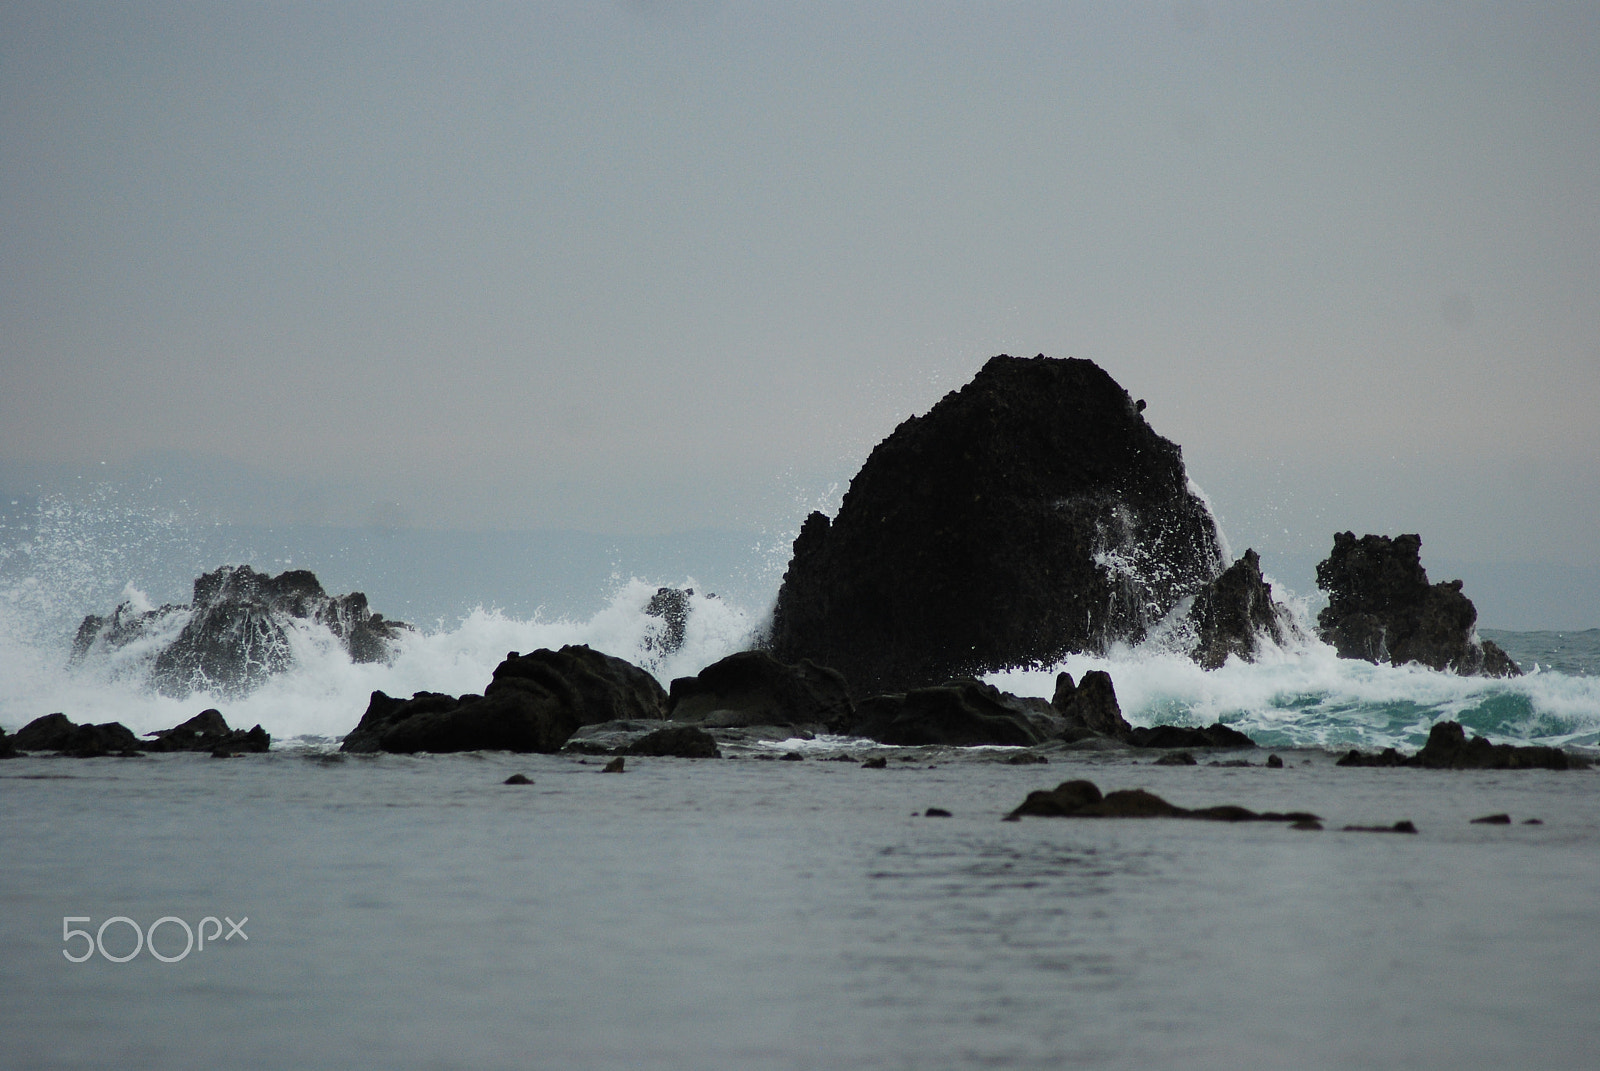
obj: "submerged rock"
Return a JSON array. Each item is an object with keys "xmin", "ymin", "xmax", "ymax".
[
  {"xmin": 340, "ymin": 645, "xmax": 668, "ymax": 754},
  {"xmin": 1186, "ymin": 549, "xmax": 1301, "ymax": 669},
  {"xmin": 766, "ymin": 354, "xmax": 1226, "ymax": 697},
  {"xmin": 668, "ymin": 650, "xmax": 853, "ymax": 732},
  {"xmin": 1004, "ymin": 778, "xmax": 1319, "ymax": 824},
  {"xmin": 1315, "ymin": 533, "xmax": 1518, "ymax": 676},
  {"xmin": 71, "ymin": 565, "xmax": 410, "ymax": 698},
  {"xmin": 623, "ymin": 725, "xmax": 721, "ymax": 758}
]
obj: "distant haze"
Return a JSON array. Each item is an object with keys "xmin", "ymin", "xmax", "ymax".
[{"xmin": 3, "ymin": 3, "xmax": 1596, "ymax": 627}]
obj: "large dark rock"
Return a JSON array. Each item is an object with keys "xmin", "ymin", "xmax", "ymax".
[
  {"xmin": 1315, "ymin": 533, "xmax": 1518, "ymax": 676},
  {"xmin": 12, "ymin": 712, "xmax": 141, "ymax": 756},
  {"xmin": 142, "ymin": 709, "xmax": 270, "ymax": 753},
  {"xmin": 341, "ymin": 645, "xmax": 668, "ymax": 754},
  {"xmin": 668, "ymin": 650, "xmax": 853, "ymax": 731},
  {"xmin": 71, "ymin": 565, "xmax": 410, "ymax": 698},
  {"xmin": 1187, "ymin": 549, "xmax": 1300, "ymax": 668},
  {"xmin": 766, "ymin": 354, "xmax": 1226, "ymax": 696},
  {"xmin": 846, "ymin": 679, "xmax": 1061, "ymax": 747}
]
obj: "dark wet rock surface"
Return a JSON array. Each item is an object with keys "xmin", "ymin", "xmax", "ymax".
[
  {"xmin": 1125, "ymin": 723, "xmax": 1256, "ymax": 749},
  {"xmin": 668, "ymin": 650, "xmax": 852, "ymax": 732},
  {"xmin": 847, "ymin": 678, "xmax": 1061, "ymax": 747},
  {"xmin": 142, "ymin": 708, "xmax": 270, "ymax": 754},
  {"xmin": 767, "ymin": 354, "xmax": 1226, "ymax": 697},
  {"xmin": 13, "ymin": 713, "xmax": 142, "ymax": 757},
  {"xmin": 341, "ymin": 645, "xmax": 667, "ymax": 754},
  {"xmin": 1315, "ymin": 532, "xmax": 1518, "ymax": 677}
]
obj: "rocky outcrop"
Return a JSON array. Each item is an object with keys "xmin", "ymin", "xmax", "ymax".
[
  {"xmin": 1187, "ymin": 549, "xmax": 1300, "ymax": 668},
  {"xmin": 340, "ymin": 645, "xmax": 668, "ymax": 754},
  {"xmin": 667, "ymin": 650, "xmax": 853, "ymax": 732},
  {"xmin": 766, "ymin": 354, "xmax": 1225, "ymax": 697},
  {"xmin": 1004, "ymin": 779, "xmax": 1319, "ymax": 824},
  {"xmin": 12, "ymin": 712, "xmax": 142, "ymax": 756},
  {"xmin": 847, "ymin": 679, "xmax": 1061, "ymax": 747},
  {"xmin": 142, "ymin": 709, "xmax": 270, "ymax": 754},
  {"xmin": 71, "ymin": 565, "xmax": 410, "ymax": 698},
  {"xmin": 1051, "ymin": 670, "xmax": 1132, "ymax": 739},
  {"xmin": 1315, "ymin": 533, "xmax": 1518, "ymax": 676}
]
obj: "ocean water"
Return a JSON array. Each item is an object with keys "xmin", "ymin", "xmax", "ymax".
[
  {"xmin": 2, "ymin": 490, "xmax": 1598, "ymax": 1069},
  {"xmin": 4, "ymin": 748, "xmax": 1597, "ymax": 1070}
]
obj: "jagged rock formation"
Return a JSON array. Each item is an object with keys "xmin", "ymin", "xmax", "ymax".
[
  {"xmin": 1315, "ymin": 533, "xmax": 1519, "ymax": 677},
  {"xmin": 644, "ymin": 587, "xmax": 692, "ymax": 658},
  {"xmin": 340, "ymin": 644, "xmax": 667, "ymax": 754},
  {"xmin": 70, "ymin": 565, "xmax": 409, "ymax": 698},
  {"xmin": 1186, "ymin": 549, "xmax": 1300, "ymax": 668},
  {"xmin": 1051, "ymin": 670, "xmax": 1133, "ymax": 739},
  {"xmin": 766, "ymin": 354, "xmax": 1225, "ymax": 697},
  {"xmin": 141, "ymin": 708, "xmax": 270, "ymax": 754}
]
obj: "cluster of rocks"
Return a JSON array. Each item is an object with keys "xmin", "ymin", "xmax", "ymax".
[
  {"xmin": 1, "ymin": 709, "xmax": 269, "ymax": 758},
  {"xmin": 1336, "ymin": 720, "xmax": 1588, "ymax": 771},
  {"xmin": 337, "ymin": 643, "xmax": 1259, "ymax": 757},
  {"xmin": 70, "ymin": 565, "xmax": 409, "ymax": 698}
]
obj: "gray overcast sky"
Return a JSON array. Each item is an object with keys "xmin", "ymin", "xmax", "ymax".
[{"xmin": 3, "ymin": 2, "xmax": 1597, "ymax": 609}]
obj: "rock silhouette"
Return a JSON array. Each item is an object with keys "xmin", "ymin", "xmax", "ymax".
[
  {"xmin": 1315, "ymin": 533, "xmax": 1518, "ymax": 676},
  {"xmin": 766, "ymin": 354, "xmax": 1226, "ymax": 696}
]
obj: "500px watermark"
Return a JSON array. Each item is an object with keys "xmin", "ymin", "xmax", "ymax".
[{"xmin": 62, "ymin": 915, "xmax": 248, "ymax": 963}]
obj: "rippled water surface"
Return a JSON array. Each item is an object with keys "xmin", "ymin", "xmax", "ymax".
[{"xmin": 4, "ymin": 747, "xmax": 1597, "ymax": 1070}]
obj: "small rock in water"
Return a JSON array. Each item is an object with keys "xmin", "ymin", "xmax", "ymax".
[
  {"xmin": 1155, "ymin": 751, "xmax": 1197, "ymax": 766},
  {"xmin": 924, "ymin": 808, "xmax": 952, "ymax": 818},
  {"xmin": 861, "ymin": 756, "xmax": 888, "ymax": 769},
  {"xmin": 780, "ymin": 751, "xmax": 804, "ymax": 761},
  {"xmin": 1524, "ymin": 818, "xmax": 1544, "ymax": 825},
  {"xmin": 825, "ymin": 754, "xmax": 858, "ymax": 762},
  {"xmin": 1004, "ymin": 752, "xmax": 1049, "ymax": 765},
  {"xmin": 1470, "ymin": 813, "xmax": 1511, "ymax": 825},
  {"xmin": 1341, "ymin": 821, "xmax": 1418, "ymax": 834},
  {"xmin": 503, "ymin": 773, "xmax": 533, "ymax": 785},
  {"xmin": 1266, "ymin": 754, "xmax": 1284, "ymax": 768},
  {"xmin": 1291, "ymin": 818, "xmax": 1323, "ymax": 830},
  {"xmin": 601, "ymin": 757, "xmax": 625, "ymax": 773}
]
